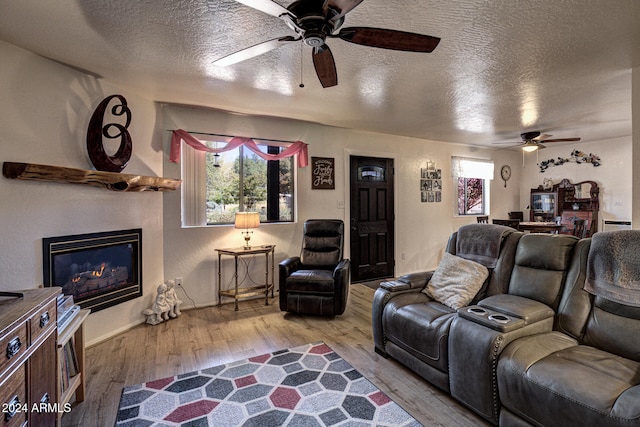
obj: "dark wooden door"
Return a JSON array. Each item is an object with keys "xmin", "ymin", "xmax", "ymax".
[{"xmin": 349, "ymin": 156, "xmax": 395, "ymax": 282}]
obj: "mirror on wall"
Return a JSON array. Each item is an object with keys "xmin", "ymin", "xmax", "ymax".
[{"xmin": 575, "ymin": 182, "xmax": 592, "ymax": 199}]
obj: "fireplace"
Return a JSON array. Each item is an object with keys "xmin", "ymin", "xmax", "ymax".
[{"xmin": 43, "ymin": 229, "xmax": 142, "ymax": 312}]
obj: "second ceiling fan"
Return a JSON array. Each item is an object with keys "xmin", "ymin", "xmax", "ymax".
[
  {"xmin": 496, "ymin": 131, "xmax": 581, "ymax": 152},
  {"xmin": 214, "ymin": 0, "xmax": 441, "ymax": 88}
]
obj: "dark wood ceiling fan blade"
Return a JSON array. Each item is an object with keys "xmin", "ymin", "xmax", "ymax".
[
  {"xmin": 336, "ymin": 27, "xmax": 440, "ymax": 52},
  {"xmin": 213, "ymin": 36, "xmax": 298, "ymax": 66},
  {"xmin": 312, "ymin": 45, "xmax": 338, "ymax": 88},
  {"xmin": 232, "ymin": 0, "xmax": 291, "ymax": 18},
  {"xmin": 540, "ymin": 138, "xmax": 581, "ymax": 143},
  {"xmin": 323, "ymin": 0, "xmax": 365, "ymax": 20}
]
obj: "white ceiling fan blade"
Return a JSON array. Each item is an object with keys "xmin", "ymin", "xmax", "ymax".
[
  {"xmin": 213, "ymin": 36, "xmax": 298, "ymax": 66},
  {"xmin": 232, "ymin": 0, "xmax": 291, "ymax": 18}
]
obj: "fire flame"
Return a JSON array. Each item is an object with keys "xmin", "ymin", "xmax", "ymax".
[{"xmin": 92, "ymin": 263, "xmax": 106, "ymax": 277}]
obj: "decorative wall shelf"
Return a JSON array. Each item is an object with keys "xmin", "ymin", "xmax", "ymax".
[{"xmin": 2, "ymin": 162, "xmax": 181, "ymax": 192}]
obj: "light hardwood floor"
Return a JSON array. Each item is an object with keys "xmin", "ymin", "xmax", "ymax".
[{"xmin": 62, "ymin": 284, "xmax": 490, "ymax": 426}]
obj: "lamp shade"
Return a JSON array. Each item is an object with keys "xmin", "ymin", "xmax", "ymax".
[{"xmin": 234, "ymin": 212, "xmax": 260, "ymax": 229}]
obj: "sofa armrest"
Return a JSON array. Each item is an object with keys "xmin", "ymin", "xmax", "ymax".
[
  {"xmin": 449, "ymin": 313, "xmax": 556, "ymax": 423},
  {"xmin": 372, "ymin": 276, "xmax": 433, "ymax": 355},
  {"xmin": 449, "ymin": 298, "xmax": 556, "ymax": 423},
  {"xmin": 383, "ymin": 270, "xmax": 435, "ymax": 292},
  {"xmin": 333, "ymin": 259, "xmax": 351, "ymax": 315},
  {"xmin": 279, "ymin": 256, "xmax": 301, "ymax": 277},
  {"xmin": 333, "ymin": 258, "xmax": 350, "ymax": 277},
  {"xmin": 397, "ymin": 270, "xmax": 434, "ymax": 288}
]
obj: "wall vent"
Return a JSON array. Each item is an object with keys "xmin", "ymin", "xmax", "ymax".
[{"xmin": 602, "ymin": 220, "xmax": 632, "ymax": 232}]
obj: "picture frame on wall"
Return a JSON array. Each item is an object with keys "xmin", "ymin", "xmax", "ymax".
[
  {"xmin": 420, "ymin": 167, "xmax": 442, "ymax": 203},
  {"xmin": 311, "ymin": 157, "xmax": 335, "ymax": 189}
]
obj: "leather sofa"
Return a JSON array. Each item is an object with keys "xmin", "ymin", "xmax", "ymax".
[{"xmin": 372, "ymin": 224, "xmax": 640, "ymax": 426}]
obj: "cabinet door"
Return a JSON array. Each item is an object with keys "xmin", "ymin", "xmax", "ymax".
[
  {"xmin": 0, "ymin": 363, "xmax": 27, "ymax": 427},
  {"xmin": 530, "ymin": 192, "xmax": 557, "ymax": 221},
  {"xmin": 29, "ymin": 333, "xmax": 57, "ymax": 427}
]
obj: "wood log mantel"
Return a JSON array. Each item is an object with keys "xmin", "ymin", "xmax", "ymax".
[{"xmin": 2, "ymin": 162, "xmax": 181, "ymax": 192}]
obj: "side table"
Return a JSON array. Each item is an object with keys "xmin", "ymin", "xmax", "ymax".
[{"xmin": 216, "ymin": 245, "xmax": 275, "ymax": 311}]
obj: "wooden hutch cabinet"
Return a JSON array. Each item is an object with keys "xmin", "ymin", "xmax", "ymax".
[
  {"xmin": 0, "ymin": 288, "xmax": 60, "ymax": 427},
  {"xmin": 530, "ymin": 179, "xmax": 599, "ymax": 237}
]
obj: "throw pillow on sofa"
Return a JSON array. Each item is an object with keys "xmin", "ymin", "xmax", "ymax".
[{"xmin": 424, "ymin": 252, "xmax": 489, "ymax": 309}]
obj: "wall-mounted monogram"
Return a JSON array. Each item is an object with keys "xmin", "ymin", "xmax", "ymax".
[{"xmin": 87, "ymin": 94, "xmax": 132, "ymax": 172}]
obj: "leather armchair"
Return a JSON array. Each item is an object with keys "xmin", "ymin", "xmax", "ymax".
[{"xmin": 279, "ymin": 219, "xmax": 351, "ymax": 316}]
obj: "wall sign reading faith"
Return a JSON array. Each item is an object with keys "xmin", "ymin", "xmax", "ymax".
[{"xmin": 311, "ymin": 157, "xmax": 335, "ymax": 189}]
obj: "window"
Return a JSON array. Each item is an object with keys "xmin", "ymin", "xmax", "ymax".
[
  {"xmin": 451, "ymin": 157, "xmax": 493, "ymax": 216},
  {"xmin": 181, "ymin": 137, "xmax": 295, "ymax": 227}
]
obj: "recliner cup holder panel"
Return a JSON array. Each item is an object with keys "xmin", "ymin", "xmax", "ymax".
[
  {"xmin": 488, "ymin": 314, "xmax": 510, "ymax": 324},
  {"xmin": 459, "ymin": 305, "xmax": 525, "ymax": 332},
  {"xmin": 467, "ymin": 307, "xmax": 488, "ymax": 315}
]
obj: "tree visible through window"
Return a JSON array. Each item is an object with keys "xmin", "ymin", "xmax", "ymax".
[
  {"xmin": 457, "ymin": 177, "xmax": 485, "ymax": 215},
  {"xmin": 172, "ymin": 136, "xmax": 297, "ymax": 227},
  {"xmin": 204, "ymin": 144, "xmax": 294, "ymax": 225},
  {"xmin": 451, "ymin": 156, "xmax": 492, "ymax": 216}
]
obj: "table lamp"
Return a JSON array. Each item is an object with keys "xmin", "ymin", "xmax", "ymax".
[{"xmin": 235, "ymin": 212, "xmax": 260, "ymax": 249}]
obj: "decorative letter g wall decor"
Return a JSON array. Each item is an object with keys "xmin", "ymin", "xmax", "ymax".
[{"xmin": 87, "ymin": 94, "xmax": 132, "ymax": 172}]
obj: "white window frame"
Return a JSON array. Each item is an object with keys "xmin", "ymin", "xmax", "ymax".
[{"xmin": 452, "ymin": 156, "xmax": 494, "ymax": 216}]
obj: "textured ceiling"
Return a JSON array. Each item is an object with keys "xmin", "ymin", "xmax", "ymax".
[{"xmin": 1, "ymin": 0, "xmax": 639, "ymax": 147}]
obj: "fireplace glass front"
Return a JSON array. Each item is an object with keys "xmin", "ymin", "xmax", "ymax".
[{"xmin": 43, "ymin": 229, "xmax": 142, "ymax": 312}]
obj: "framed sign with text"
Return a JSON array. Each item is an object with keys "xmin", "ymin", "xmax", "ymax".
[{"xmin": 311, "ymin": 157, "xmax": 335, "ymax": 189}]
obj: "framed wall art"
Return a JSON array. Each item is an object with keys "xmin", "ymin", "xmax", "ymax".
[
  {"xmin": 311, "ymin": 157, "xmax": 335, "ymax": 189},
  {"xmin": 420, "ymin": 165, "xmax": 442, "ymax": 203}
]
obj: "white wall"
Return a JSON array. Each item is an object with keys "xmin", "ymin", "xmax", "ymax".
[
  {"xmin": 633, "ymin": 66, "xmax": 640, "ymax": 227},
  {"xmin": 4, "ymin": 38, "xmax": 633, "ymax": 345},
  {"xmin": 161, "ymin": 105, "xmax": 522, "ymax": 307},
  {"xmin": 518, "ymin": 137, "xmax": 632, "ymax": 228},
  {"xmin": 0, "ymin": 41, "xmax": 166, "ymax": 346}
]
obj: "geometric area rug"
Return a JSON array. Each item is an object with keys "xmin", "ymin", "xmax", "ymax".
[{"xmin": 116, "ymin": 342, "xmax": 422, "ymax": 426}]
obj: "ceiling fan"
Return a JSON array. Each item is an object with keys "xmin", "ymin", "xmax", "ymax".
[
  {"xmin": 496, "ymin": 131, "xmax": 581, "ymax": 152},
  {"xmin": 214, "ymin": 0, "xmax": 441, "ymax": 88}
]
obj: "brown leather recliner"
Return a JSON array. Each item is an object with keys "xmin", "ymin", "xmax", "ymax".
[{"xmin": 279, "ymin": 219, "xmax": 351, "ymax": 316}]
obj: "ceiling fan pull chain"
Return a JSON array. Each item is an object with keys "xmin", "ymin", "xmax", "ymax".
[{"xmin": 299, "ymin": 43, "xmax": 305, "ymax": 88}]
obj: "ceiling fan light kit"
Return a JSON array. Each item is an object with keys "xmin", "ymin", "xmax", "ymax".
[
  {"xmin": 215, "ymin": 0, "xmax": 440, "ymax": 88},
  {"xmin": 494, "ymin": 130, "xmax": 582, "ymax": 153}
]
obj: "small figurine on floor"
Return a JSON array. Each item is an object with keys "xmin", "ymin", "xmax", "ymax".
[
  {"xmin": 165, "ymin": 279, "xmax": 183, "ymax": 318},
  {"xmin": 142, "ymin": 283, "xmax": 171, "ymax": 325}
]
